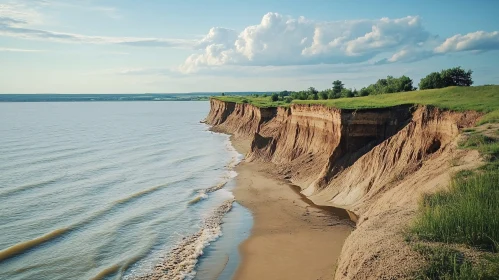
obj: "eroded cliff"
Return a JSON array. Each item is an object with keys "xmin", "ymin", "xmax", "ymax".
[{"xmin": 205, "ymin": 98, "xmax": 482, "ymax": 279}]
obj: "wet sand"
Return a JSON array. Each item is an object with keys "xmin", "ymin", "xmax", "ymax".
[{"xmin": 230, "ymin": 137, "xmax": 353, "ymax": 280}]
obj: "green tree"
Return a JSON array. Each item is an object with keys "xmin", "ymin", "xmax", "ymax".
[
  {"xmin": 359, "ymin": 87, "xmax": 371, "ymax": 96},
  {"xmin": 352, "ymin": 88, "xmax": 359, "ymax": 97},
  {"xmin": 279, "ymin": 90, "xmax": 290, "ymax": 98},
  {"xmin": 270, "ymin": 93, "xmax": 279, "ymax": 102},
  {"xmin": 308, "ymin": 87, "xmax": 319, "ymax": 100},
  {"xmin": 332, "ymin": 80, "xmax": 344, "ymax": 95},
  {"xmin": 341, "ymin": 88, "xmax": 354, "ymax": 98},
  {"xmin": 327, "ymin": 89, "xmax": 340, "ymax": 99},
  {"xmin": 221, "ymin": 92, "xmax": 225, "ymax": 96},
  {"xmin": 419, "ymin": 67, "xmax": 473, "ymax": 90},
  {"xmin": 398, "ymin": 75, "xmax": 416, "ymax": 92},
  {"xmin": 419, "ymin": 72, "xmax": 444, "ymax": 90},
  {"xmin": 364, "ymin": 75, "xmax": 415, "ymax": 95},
  {"xmin": 441, "ymin": 67, "xmax": 473, "ymax": 87},
  {"xmin": 319, "ymin": 90, "xmax": 328, "ymax": 100}
]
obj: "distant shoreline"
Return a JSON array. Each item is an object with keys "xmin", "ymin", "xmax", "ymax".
[
  {"xmin": 0, "ymin": 94, "xmax": 211, "ymax": 102},
  {"xmin": 0, "ymin": 92, "xmax": 276, "ymax": 103}
]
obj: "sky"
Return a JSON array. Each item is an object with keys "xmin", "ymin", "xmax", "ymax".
[{"xmin": 1, "ymin": 0, "xmax": 498, "ymax": 93}]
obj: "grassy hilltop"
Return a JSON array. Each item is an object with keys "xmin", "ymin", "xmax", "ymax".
[{"xmin": 214, "ymin": 85, "xmax": 499, "ymax": 124}]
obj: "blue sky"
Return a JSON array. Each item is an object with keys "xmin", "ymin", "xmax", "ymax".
[{"xmin": 1, "ymin": 0, "xmax": 498, "ymax": 93}]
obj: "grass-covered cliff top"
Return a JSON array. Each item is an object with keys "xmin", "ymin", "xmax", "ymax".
[{"xmin": 213, "ymin": 85, "xmax": 499, "ymax": 124}]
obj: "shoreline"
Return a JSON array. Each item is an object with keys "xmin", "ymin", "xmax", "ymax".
[{"xmin": 229, "ymin": 136, "xmax": 353, "ymax": 280}]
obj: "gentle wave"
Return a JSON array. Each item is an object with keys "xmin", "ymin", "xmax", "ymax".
[
  {"xmin": 91, "ymin": 233, "xmax": 157, "ymax": 280},
  {"xmin": 0, "ymin": 174, "xmax": 66, "ymax": 198},
  {"xmin": 187, "ymin": 142, "xmax": 240, "ymax": 206},
  {"xmin": 188, "ymin": 172, "xmax": 236, "ymax": 205},
  {"xmin": 133, "ymin": 199, "xmax": 234, "ymax": 280},
  {"xmin": 0, "ymin": 147, "xmax": 101, "ymax": 171},
  {"xmin": 0, "ymin": 178, "xmax": 184, "ymax": 263},
  {"xmin": 0, "ymin": 227, "xmax": 71, "ymax": 262}
]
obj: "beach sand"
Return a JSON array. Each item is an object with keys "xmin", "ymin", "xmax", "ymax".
[{"xmin": 230, "ymin": 137, "xmax": 353, "ymax": 280}]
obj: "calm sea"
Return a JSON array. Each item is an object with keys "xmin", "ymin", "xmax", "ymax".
[{"xmin": 0, "ymin": 101, "xmax": 251, "ymax": 280}]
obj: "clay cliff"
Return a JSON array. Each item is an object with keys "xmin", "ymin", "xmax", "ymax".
[{"xmin": 205, "ymin": 98, "xmax": 482, "ymax": 279}]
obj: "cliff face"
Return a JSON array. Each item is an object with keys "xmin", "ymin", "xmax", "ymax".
[
  {"xmin": 205, "ymin": 99, "xmax": 482, "ymax": 279},
  {"xmin": 249, "ymin": 104, "xmax": 414, "ymax": 188},
  {"xmin": 206, "ymin": 99, "xmax": 276, "ymax": 137}
]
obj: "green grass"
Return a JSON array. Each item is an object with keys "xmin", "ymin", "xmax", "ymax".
[
  {"xmin": 411, "ymin": 171, "xmax": 499, "ymax": 251},
  {"xmin": 459, "ymin": 134, "xmax": 499, "ymax": 169},
  {"xmin": 412, "ymin": 244, "xmax": 499, "ymax": 280},
  {"xmin": 214, "ymin": 96, "xmax": 291, "ymax": 108},
  {"xmin": 213, "ymin": 85, "xmax": 499, "ymax": 123},
  {"xmin": 410, "ymin": 120, "xmax": 499, "ymax": 278},
  {"xmin": 411, "ymin": 132, "xmax": 499, "ymax": 251}
]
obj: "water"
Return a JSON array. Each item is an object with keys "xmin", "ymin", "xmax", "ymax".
[{"xmin": 0, "ymin": 102, "xmax": 251, "ymax": 280}]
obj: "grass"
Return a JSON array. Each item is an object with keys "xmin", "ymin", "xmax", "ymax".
[
  {"xmin": 459, "ymin": 133, "xmax": 499, "ymax": 170},
  {"xmin": 411, "ymin": 171, "xmax": 499, "ymax": 251},
  {"xmin": 213, "ymin": 85, "xmax": 499, "ymax": 123},
  {"xmin": 412, "ymin": 244, "xmax": 499, "ymax": 280},
  {"xmin": 215, "ymin": 96, "xmax": 291, "ymax": 108},
  {"xmin": 410, "ymin": 126, "xmax": 499, "ymax": 278}
]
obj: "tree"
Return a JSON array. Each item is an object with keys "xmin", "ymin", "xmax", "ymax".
[
  {"xmin": 352, "ymin": 88, "xmax": 359, "ymax": 97},
  {"xmin": 419, "ymin": 67, "xmax": 473, "ymax": 90},
  {"xmin": 419, "ymin": 72, "xmax": 443, "ymax": 90},
  {"xmin": 364, "ymin": 75, "xmax": 416, "ymax": 95},
  {"xmin": 332, "ymin": 80, "xmax": 344, "ymax": 95},
  {"xmin": 341, "ymin": 88, "xmax": 354, "ymax": 98},
  {"xmin": 327, "ymin": 89, "xmax": 340, "ymax": 99},
  {"xmin": 270, "ymin": 93, "xmax": 279, "ymax": 102},
  {"xmin": 279, "ymin": 90, "xmax": 290, "ymax": 98},
  {"xmin": 319, "ymin": 91, "xmax": 328, "ymax": 100},
  {"xmin": 308, "ymin": 87, "xmax": 318, "ymax": 100},
  {"xmin": 221, "ymin": 92, "xmax": 225, "ymax": 96},
  {"xmin": 441, "ymin": 67, "xmax": 473, "ymax": 87},
  {"xmin": 398, "ymin": 75, "xmax": 416, "ymax": 92},
  {"xmin": 359, "ymin": 87, "xmax": 371, "ymax": 96}
]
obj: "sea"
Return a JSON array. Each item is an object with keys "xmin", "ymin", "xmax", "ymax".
[{"xmin": 0, "ymin": 101, "xmax": 252, "ymax": 280}]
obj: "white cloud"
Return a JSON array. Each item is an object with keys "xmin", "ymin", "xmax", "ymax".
[
  {"xmin": 343, "ymin": 16, "xmax": 429, "ymax": 56},
  {"xmin": 434, "ymin": 31, "xmax": 499, "ymax": 53},
  {"xmin": 0, "ymin": 47, "xmax": 45, "ymax": 52},
  {"xmin": 0, "ymin": 1, "xmax": 45, "ymax": 25},
  {"xmin": 0, "ymin": 2, "xmax": 193, "ymax": 48},
  {"xmin": 195, "ymin": 27, "xmax": 238, "ymax": 49},
  {"xmin": 374, "ymin": 47, "xmax": 436, "ymax": 65},
  {"xmin": 178, "ymin": 13, "xmax": 433, "ymax": 73}
]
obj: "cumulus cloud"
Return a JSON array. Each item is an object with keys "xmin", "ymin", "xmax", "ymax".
[
  {"xmin": 434, "ymin": 31, "xmax": 499, "ymax": 53},
  {"xmin": 178, "ymin": 13, "xmax": 434, "ymax": 72},
  {"xmin": 3, "ymin": 3, "xmax": 498, "ymax": 70},
  {"xmin": 195, "ymin": 27, "xmax": 238, "ymax": 49}
]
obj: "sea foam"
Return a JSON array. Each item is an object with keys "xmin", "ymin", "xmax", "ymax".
[{"xmin": 133, "ymin": 199, "xmax": 234, "ymax": 280}]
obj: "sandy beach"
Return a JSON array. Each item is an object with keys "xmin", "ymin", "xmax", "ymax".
[{"xmin": 230, "ymin": 137, "xmax": 353, "ymax": 280}]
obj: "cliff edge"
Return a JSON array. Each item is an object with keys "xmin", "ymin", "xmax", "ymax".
[{"xmin": 205, "ymin": 98, "xmax": 483, "ymax": 279}]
